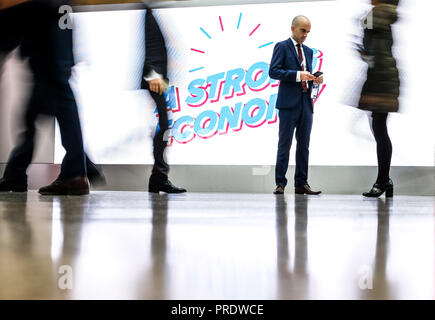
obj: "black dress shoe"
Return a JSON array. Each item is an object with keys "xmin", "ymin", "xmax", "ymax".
[
  {"xmin": 273, "ymin": 185, "xmax": 285, "ymax": 194},
  {"xmin": 363, "ymin": 179, "xmax": 393, "ymax": 198},
  {"xmin": 149, "ymin": 180, "xmax": 186, "ymax": 194},
  {"xmin": 0, "ymin": 178, "xmax": 27, "ymax": 192},
  {"xmin": 295, "ymin": 184, "xmax": 321, "ymax": 195},
  {"xmin": 38, "ymin": 177, "xmax": 90, "ymax": 196}
]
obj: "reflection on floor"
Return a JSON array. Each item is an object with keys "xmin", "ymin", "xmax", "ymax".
[{"xmin": 0, "ymin": 192, "xmax": 434, "ymax": 299}]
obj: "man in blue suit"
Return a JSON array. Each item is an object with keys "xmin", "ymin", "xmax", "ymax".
[{"xmin": 269, "ymin": 15, "xmax": 323, "ymax": 195}]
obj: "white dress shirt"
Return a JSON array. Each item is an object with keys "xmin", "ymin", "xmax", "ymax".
[{"xmin": 144, "ymin": 69, "xmax": 163, "ymax": 82}]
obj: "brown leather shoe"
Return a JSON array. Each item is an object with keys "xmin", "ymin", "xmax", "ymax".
[
  {"xmin": 273, "ymin": 185, "xmax": 285, "ymax": 194},
  {"xmin": 295, "ymin": 184, "xmax": 321, "ymax": 195},
  {"xmin": 38, "ymin": 177, "xmax": 90, "ymax": 196}
]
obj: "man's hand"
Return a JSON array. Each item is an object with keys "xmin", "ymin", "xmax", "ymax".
[
  {"xmin": 148, "ymin": 78, "xmax": 165, "ymax": 95},
  {"xmin": 314, "ymin": 75, "xmax": 323, "ymax": 85},
  {"xmin": 300, "ymin": 71, "xmax": 316, "ymax": 81}
]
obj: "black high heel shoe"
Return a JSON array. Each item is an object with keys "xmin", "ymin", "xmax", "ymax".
[{"xmin": 363, "ymin": 179, "xmax": 394, "ymax": 198}]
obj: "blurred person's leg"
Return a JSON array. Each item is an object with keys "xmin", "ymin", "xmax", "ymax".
[
  {"xmin": 1, "ymin": 110, "xmax": 104, "ymax": 191},
  {"xmin": 1, "ymin": 102, "xmax": 39, "ymax": 190},
  {"xmin": 0, "ymin": 4, "xmax": 29, "ymax": 192},
  {"xmin": 141, "ymin": 8, "xmax": 185, "ymax": 194},
  {"xmin": 1, "ymin": 92, "xmax": 103, "ymax": 189},
  {"xmin": 362, "ymin": 112, "xmax": 393, "ymax": 197},
  {"xmin": 372, "ymin": 112, "xmax": 392, "ymax": 186},
  {"xmin": 48, "ymin": 6, "xmax": 107, "ymax": 188},
  {"xmin": 28, "ymin": 3, "xmax": 88, "ymax": 195},
  {"xmin": 51, "ymin": 20, "xmax": 106, "ymax": 187},
  {"xmin": 149, "ymin": 91, "xmax": 169, "ymax": 185},
  {"xmin": 1, "ymin": 5, "xmax": 50, "ymax": 186},
  {"xmin": 147, "ymin": 91, "xmax": 185, "ymax": 194},
  {"xmin": 2, "ymin": 3, "xmax": 102, "ymax": 193}
]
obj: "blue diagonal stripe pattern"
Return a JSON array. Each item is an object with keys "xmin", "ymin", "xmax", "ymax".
[
  {"xmin": 200, "ymin": 27, "xmax": 212, "ymax": 39},
  {"xmin": 189, "ymin": 67, "xmax": 205, "ymax": 73},
  {"xmin": 258, "ymin": 41, "xmax": 274, "ymax": 49},
  {"xmin": 237, "ymin": 13, "xmax": 242, "ymax": 29}
]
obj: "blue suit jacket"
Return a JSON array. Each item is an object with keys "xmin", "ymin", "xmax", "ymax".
[{"xmin": 269, "ymin": 38, "xmax": 314, "ymax": 112}]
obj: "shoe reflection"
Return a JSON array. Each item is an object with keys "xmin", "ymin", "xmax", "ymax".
[
  {"xmin": 145, "ymin": 193, "xmax": 169, "ymax": 299},
  {"xmin": 275, "ymin": 194, "xmax": 309, "ymax": 299},
  {"xmin": 359, "ymin": 198, "xmax": 392, "ymax": 299}
]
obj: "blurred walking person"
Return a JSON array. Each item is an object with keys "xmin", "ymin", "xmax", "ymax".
[
  {"xmin": 358, "ymin": 0, "xmax": 400, "ymax": 198},
  {"xmin": 0, "ymin": 0, "xmax": 94, "ymax": 195},
  {"xmin": 141, "ymin": 7, "xmax": 186, "ymax": 194}
]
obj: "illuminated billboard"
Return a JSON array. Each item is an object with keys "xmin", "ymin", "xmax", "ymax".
[{"xmin": 55, "ymin": 0, "xmax": 435, "ymax": 166}]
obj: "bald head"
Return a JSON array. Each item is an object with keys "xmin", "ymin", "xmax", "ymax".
[
  {"xmin": 292, "ymin": 15, "xmax": 311, "ymax": 28},
  {"xmin": 291, "ymin": 15, "xmax": 311, "ymax": 44}
]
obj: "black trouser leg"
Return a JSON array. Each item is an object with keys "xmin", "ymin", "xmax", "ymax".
[
  {"xmin": 1, "ymin": 3, "xmax": 86, "ymax": 182},
  {"xmin": 38, "ymin": 11, "xmax": 86, "ymax": 179},
  {"xmin": 55, "ymin": 90, "xmax": 87, "ymax": 179},
  {"xmin": 1, "ymin": 4, "xmax": 31, "ymax": 182},
  {"xmin": 3, "ymin": 102, "xmax": 38, "ymax": 183},
  {"xmin": 149, "ymin": 91, "xmax": 169, "ymax": 185},
  {"xmin": 371, "ymin": 112, "xmax": 392, "ymax": 185}
]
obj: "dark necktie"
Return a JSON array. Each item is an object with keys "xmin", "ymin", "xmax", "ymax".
[{"xmin": 296, "ymin": 43, "xmax": 308, "ymax": 92}]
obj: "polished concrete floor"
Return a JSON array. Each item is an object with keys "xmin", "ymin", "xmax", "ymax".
[{"xmin": 0, "ymin": 191, "xmax": 434, "ymax": 300}]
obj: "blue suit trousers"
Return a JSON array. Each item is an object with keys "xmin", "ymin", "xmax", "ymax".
[{"xmin": 275, "ymin": 92, "xmax": 313, "ymax": 187}]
